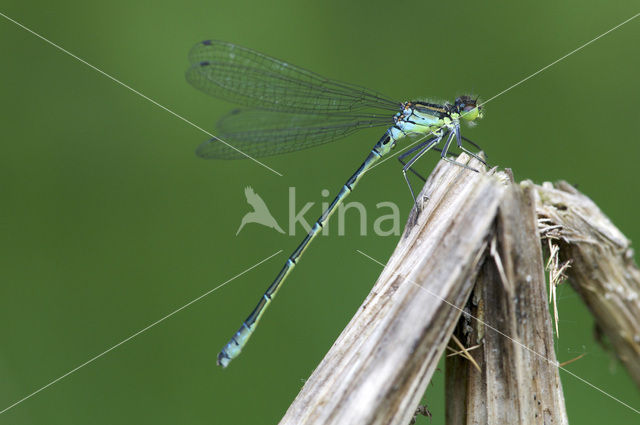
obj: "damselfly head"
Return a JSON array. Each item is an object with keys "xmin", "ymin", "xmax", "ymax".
[{"xmin": 455, "ymin": 95, "xmax": 483, "ymax": 121}]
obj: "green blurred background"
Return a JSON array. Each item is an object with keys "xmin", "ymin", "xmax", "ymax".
[{"xmin": 1, "ymin": 1, "xmax": 639, "ymax": 423}]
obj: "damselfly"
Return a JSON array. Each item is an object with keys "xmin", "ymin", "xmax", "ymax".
[{"xmin": 186, "ymin": 40, "xmax": 485, "ymax": 367}]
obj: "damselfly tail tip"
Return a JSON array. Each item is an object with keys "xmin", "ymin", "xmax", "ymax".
[{"xmin": 217, "ymin": 351, "xmax": 231, "ymax": 368}]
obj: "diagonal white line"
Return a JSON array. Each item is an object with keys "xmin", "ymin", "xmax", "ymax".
[
  {"xmin": 369, "ymin": 11, "xmax": 640, "ymax": 173},
  {"xmin": 0, "ymin": 250, "xmax": 282, "ymax": 415},
  {"xmin": 356, "ymin": 249, "xmax": 640, "ymax": 415},
  {"xmin": 0, "ymin": 11, "xmax": 283, "ymax": 177},
  {"xmin": 480, "ymin": 12, "xmax": 640, "ymax": 107}
]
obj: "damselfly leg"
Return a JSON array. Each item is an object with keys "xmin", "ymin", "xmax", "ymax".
[
  {"xmin": 399, "ymin": 137, "xmax": 479, "ymax": 182},
  {"xmin": 401, "ymin": 134, "xmax": 443, "ymax": 207},
  {"xmin": 461, "ymin": 136, "xmax": 484, "ymax": 155},
  {"xmin": 398, "ymin": 138, "xmax": 439, "ymax": 182},
  {"xmin": 455, "ymin": 127, "xmax": 487, "ymax": 166},
  {"xmin": 441, "ymin": 127, "xmax": 480, "ymax": 172}
]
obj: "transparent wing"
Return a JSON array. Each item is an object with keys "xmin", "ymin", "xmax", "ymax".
[
  {"xmin": 186, "ymin": 40, "xmax": 400, "ymax": 114},
  {"xmin": 196, "ymin": 109, "xmax": 392, "ymax": 160}
]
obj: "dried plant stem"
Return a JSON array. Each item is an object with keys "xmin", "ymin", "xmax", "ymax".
[
  {"xmin": 279, "ymin": 154, "xmax": 503, "ymax": 425},
  {"xmin": 445, "ymin": 182, "xmax": 568, "ymax": 424},
  {"xmin": 279, "ymin": 157, "xmax": 639, "ymax": 424},
  {"xmin": 535, "ymin": 181, "xmax": 640, "ymax": 388}
]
